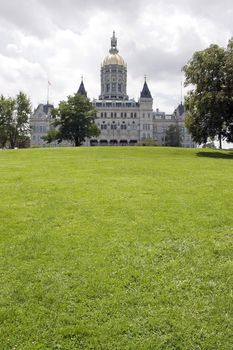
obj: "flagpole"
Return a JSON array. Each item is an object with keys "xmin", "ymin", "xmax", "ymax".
[
  {"xmin": 47, "ymin": 81, "xmax": 51, "ymax": 105},
  {"xmin": 180, "ymin": 80, "xmax": 183, "ymax": 105}
]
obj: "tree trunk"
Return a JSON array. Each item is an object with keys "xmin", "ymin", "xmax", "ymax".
[
  {"xmin": 74, "ymin": 139, "xmax": 81, "ymax": 147},
  {"xmin": 9, "ymin": 129, "xmax": 18, "ymax": 149},
  {"xmin": 218, "ymin": 133, "xmax": 222, "ymax": 149}
]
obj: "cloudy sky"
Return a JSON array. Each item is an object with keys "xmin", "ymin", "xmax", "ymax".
[{"xmin": 0, "ymin": 0, "xmax": 232, "ymax": 113}]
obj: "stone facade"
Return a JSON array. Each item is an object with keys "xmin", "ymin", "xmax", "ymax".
[
  {"xmin": 30, "ymin": 32, "xmax": 195, "ymax": 148},
  {"xmin": 90, "ymin": 32, "xmax": 195, "ymax": 147}
]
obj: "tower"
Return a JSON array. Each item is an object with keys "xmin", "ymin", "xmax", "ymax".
[
  {"xmin": 99, "ymin": 31, "xmax": 128, "ymax": 100},
  {"xmin": 139, "ymin": 77, "xmax": 153, "ymax": 111},
  {"xmin": 139, "ymin": 77, "xmax": 153, "ymax": 140}
]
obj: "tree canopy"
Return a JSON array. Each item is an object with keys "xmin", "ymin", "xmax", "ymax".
[
  {"xmin": 0, "ymin": 92, "xmax": 31, "ymax": 149},
  {"xmin": 183, "ymin": 39, "xmax": 233, "ymax": 148},
  {"xmin": 43, "ymin": 93, "xmax": 100, "ymax": 146},
  {"xmin": 165, "ymin": 124, "xmax": 182, "ymax": 147}
]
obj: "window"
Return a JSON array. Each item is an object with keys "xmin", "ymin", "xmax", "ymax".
[
  {"xmin": 132, "ymin": 122, "xmax": 136, "ymax": 130},
  {"xmin": 134, "ymin": 113, "xmax": 137, "ymax": 118},
  {"xmin": 118, "ymin": 83, "xmax": 122, "ymax": 92},
  {"xmin": 143, "ymin": 124, "xmax": 150, "ymax": 131},
  {"xmin": 114, "ymin": 112, "xmax": 117, "ymax": 118},
  {"xmin": 131, "ymin": 112, "xmax": 133, "ymax": 118},
  {"xmin": 106, "ymin": 84, "xmax": 110, "ymax": 92},
  {"xmin": 112, "ymin": 83, "xmax": 116, "ymax": 92},
  {"xmin": 111, "ymin": 112, "xmax": 113, "ymax": 118}
]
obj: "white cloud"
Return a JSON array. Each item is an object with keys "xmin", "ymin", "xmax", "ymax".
[{"xmin": 0, "ymin": 0, "xmax": 232, "ymax": 114}]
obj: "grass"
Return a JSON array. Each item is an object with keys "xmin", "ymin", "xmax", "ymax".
[{"xmin": 0, "ymin": 146, "xmax": 233, "ymax": 350}]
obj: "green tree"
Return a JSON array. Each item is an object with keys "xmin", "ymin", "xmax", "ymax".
[
  {"xmin": 0, "ymin": 95, "xmax": 14, "ymax": 148},
  {"xmin": 223, "ymin": 39, "xmax": 233, "ymax": 143},
  {"xmin": 165, "ymin": 124, "xmax": 182, "ymax": 147},
  {"xmin": 0, "ymin": 92, "xmax": 31, "ymax": 149},
  {"xmin": 41, "ymin": 129, "xmax": 59, "ymax": 144},
  {"xmin": 183, "ymin": 39, "xmax": 233, "ymax": 148},
  {"xmin": 45, "ymin": 94, "xmax": 100, "ymax": 146}
]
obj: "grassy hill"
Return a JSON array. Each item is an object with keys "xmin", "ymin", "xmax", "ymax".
[{"xmin": 0, "ymin": 147, "xmax": 233, "ymax": 349}]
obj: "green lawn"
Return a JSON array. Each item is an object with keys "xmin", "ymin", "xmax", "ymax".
[{"xmin": 0, "ymin": 147, "xmax": 233, "ymax": 350}]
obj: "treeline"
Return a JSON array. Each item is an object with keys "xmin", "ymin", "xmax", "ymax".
[{"xmin": 0, "ymin": 92, "xmax": 31, "ymax": 149}]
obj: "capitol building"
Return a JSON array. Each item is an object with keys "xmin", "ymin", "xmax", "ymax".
[{"xmin": 30, "ymin": 32, "xmax": 195, "ymax": 148}]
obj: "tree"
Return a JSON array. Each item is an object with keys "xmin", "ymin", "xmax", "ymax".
[
  {"xmin": 183, "ymin": 39, "xmax": 233, "ymax": 148},
  {"xmin": 165, "ymin": 124, "xmax": 182, "ymax": 147},
  {"xmin": 45, "ymin": 93, "xmax": 100, "ymax": 146},
  {"xmin": 0, "ymin": 95, "xmax": 14, "ymax": 148},
  {"xmin": 222, "ymin": 39, "xmax": 233, "ymax": 143},
  {"xmin": 0, "ymin": 92, "xmax": 31, "ymax": 149},
  {"xmin": 41, "ymin": 129, "xmax": 59, "ymax": 144}
]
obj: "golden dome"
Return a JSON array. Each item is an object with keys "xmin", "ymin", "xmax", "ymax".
[{"xmin": 102, "ymin": 53, "xmax": 125, "ymax": 66}]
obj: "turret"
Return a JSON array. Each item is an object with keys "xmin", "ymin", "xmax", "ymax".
[
  {"xmin": 77, "ymin": 77, "xmax": 87, "ymax": 97},
  {"xmin": 139, "ymin": 77, "xmax": 153, "ymax": 110}
]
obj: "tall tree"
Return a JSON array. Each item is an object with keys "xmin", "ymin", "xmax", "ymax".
[
  {"xmin": 45, "ymin": 94, "xmax": 100, "ymax": 146},
  {"xmin": 0, "ymin": 92, "xmax": 31, "ymax": 149},
  {"xmin": 165, "ymin": 124, "xmax": 182, "ymax": 147},
  {"xmin": 183, "ymin": 39, "xmax": 233, "ymax": 148},
  {"xmin": 222, "ymin": 39, "xmax": 233, "ymax": 143},
  {"xmin": 0, "ymin": 95, "xmax": 14, "ymax": 148},
  {"xmin": 9, "ymin": 92, "xmax": 32, "ymax": 149}
]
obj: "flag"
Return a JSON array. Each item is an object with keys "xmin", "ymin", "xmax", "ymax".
[{"xmin": 48, "ymin": 80, "xmax": 51, "ymax": 85}]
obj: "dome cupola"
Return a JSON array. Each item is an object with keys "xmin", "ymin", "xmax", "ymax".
[
  {"xmin": 100, "ymin": 31, "xmax": 128, "ymax": 100},
  {"xmin": 102, "ymin": 31, "xmax": 126, "ymax": 67}
]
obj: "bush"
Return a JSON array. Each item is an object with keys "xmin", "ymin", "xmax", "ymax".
[{"xmin": 137, "ymin": 138, "xmax": 158, "ymax": 146}]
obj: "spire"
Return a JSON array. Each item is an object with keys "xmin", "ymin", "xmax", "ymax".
[
  {"xmin": 140, "ymin": 79, "xmax": 152, "ymax": 98},
  {"xmin": 109, "ymin": 31, "xmax": 119, "ymax": 54},
  {"xmin": 77, "ymin": 77, "xmax": 87, "ymax": 97}
]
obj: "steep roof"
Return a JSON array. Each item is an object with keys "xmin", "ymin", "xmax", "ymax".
[
  {"xmin": 43, "ymin": 103, "xmax": 54, "ymax": 114},
  {"xmin": 174, "ymin": 103, "xmax": 185, "ymax": 117},
  {"xmin": 77, "ymin": 80, "xmax": 87, "ymax": 97},
  {"xmin": 140, "ymin": 81, "xmax": 152, "ymax": 98}
]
